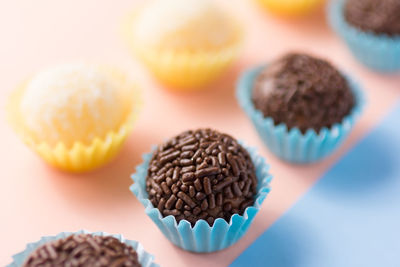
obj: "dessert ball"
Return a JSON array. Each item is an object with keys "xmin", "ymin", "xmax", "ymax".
[
  {"xmin": 146, "ymin": 128, "xmax": 258, "ymax": 226},
  {"xmin": 19, "ymin": 63, "xmax": 133, "ymax": 147},
  {"xmin": 344, "ymin": 0, "xmax": 400, "ymax": 36},
  {"xmin": 133, "ymin": 0, "xmax": 238, "ymax": 52},
  {"xmin": 252, "ymin": 53, "xmax": 355, "ymax": 133},
  {"xmin": 23, "ymin": 234, "xmax": 141, "ymax": 267}
]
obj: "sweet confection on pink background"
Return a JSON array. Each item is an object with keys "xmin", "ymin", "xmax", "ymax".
[{"xmin": 0, "ymin": 0, "xmax": 399, "ymax": 266}]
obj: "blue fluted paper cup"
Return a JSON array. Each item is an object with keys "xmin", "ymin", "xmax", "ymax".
[
  {"xmin": 7, "ymin": 230, "xmax": 159, "ymax": 267},
  {"xmin": 236, "ymin": 65, "xmax": 364, "ymax": 164},
  {"xmin": 328, "ymin": 0, "xmax": 400, "ymax": 72},
  {"xmin": 130, "ymin": 142, "xmax": 272, "ymax": 253}
]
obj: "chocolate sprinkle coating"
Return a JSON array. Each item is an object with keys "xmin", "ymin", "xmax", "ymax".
[
  {"xmin": 146, "ymin": 128, "xmax": 257, "ymax": 226},
  {"xmin": 252, "ymin": 53, "xmax": 354, "ymax": 133},
  {"xmin": 344, "ymin": 0, "xmax": 400, "ymax": 36},
  {"xmin": 23, "ymin": 234, "xmax": 141, "ymax": 267}
]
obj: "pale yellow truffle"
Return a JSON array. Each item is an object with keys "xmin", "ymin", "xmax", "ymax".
[
  {"xmin": 133, "ymin": 0, "xmax": 238, "ymax": 51},
  {"xmin": 19, "ymin": 63, "xmax": 132, "ymax": 147}
]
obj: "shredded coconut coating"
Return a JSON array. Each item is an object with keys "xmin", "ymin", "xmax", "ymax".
[
  {"xmin": 133, "ymin": 0, "xmax": 237, "ymax": 51},
  {"xmin": 20, "ymin": 63, "xmax": 132, "ymax": 147}
]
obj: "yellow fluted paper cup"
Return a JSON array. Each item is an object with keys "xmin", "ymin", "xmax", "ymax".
[
  {"xmin": 256, "ymin": 0, "xmax": 325, "ymax": 16},
  {"xmin": 132, "ymin": 42, "xmax": 242, "ymax": 90},
  {"xmin": 7, "ymin": 65, "xmax": 141, "ymax": 172}
]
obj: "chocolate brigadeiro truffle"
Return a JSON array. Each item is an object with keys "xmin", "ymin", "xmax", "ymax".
[
  {"xmin": 344, "ymin": 0, "xmax": 400, "ymax": 36},
  {"xmin": 146, "ymin": 128, "xmax": 257, "ymax": 226},
  {"xmin": 23, "ymin": 234, "xmax": 141, "ymax": 267},
  {"xmin": 252, "ymin": 53, "xmax": 355, "ymax": 133}
]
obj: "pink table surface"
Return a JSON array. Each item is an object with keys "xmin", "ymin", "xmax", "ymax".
[{"xmin": 0, "ymin": 0, "xmax": 399, "ymax": 266}]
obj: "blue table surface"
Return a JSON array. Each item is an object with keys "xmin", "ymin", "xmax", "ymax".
[{"xmin": 231, "ymin": 102, "xmax": 400, "ymax": 267}]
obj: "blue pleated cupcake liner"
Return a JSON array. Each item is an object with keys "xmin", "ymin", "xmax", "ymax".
[
  {"xmin": 7, "ymin": 230, "xmax": 159, "ymax": 267},
  {"xmin": 130, "ymin": 142, "xmax": 272, "ymax": 253},
  {"xmin": 328, "ymin": 0, "xmax": 400, "ymax": 72},
  {"xmin": 236, "ymin": 65, "xmax": 365, "ymax": 164}
]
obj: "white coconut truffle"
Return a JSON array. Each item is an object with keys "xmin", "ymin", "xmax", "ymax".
[
  {"xmin": 20, "ymin": 63, "xmax": 130, "ymax": 146},
  {"xmin": 133, "ymin": 0, "xmax": 237, "ymax": 51}
]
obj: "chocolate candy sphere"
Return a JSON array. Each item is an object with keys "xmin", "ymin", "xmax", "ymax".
[{"xmin": 146, "ymin": 128, "xmax": 257, "ymax": 226}]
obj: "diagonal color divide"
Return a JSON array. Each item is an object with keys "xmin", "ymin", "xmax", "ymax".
[{"xmin": 231, "ymin": 102, "xmax": 400, "ymax": 267}]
